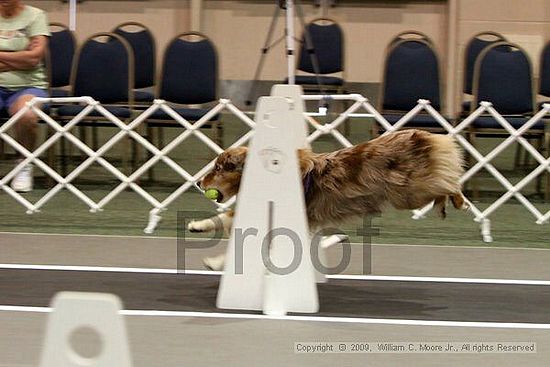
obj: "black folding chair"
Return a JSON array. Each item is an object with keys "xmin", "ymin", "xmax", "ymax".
[
  {"xmin": 461, "ymin": 32, "xmax": 507, "ymax": 115},
  {"xmin": 48, "ymin": 23, "xmax": 77, "ymax": 99},
  {"xmin": 376, "ymin": 37, "xmax": 443, "ymax": 136},
  {"xmin": 112, "ymin": 22, "xmax": 156, "ymax": 106},
  {"xmin": 55, "ymin": 32, "xmax": 135, "ymax": 175},
  {"xmin": 538, "ymin": 40, "xmax": 550, "ymax": 108},
  {"xmin": 145, "ymin": 32, "xmax": 221, "ymax": 180},
  {"xmin": 288, "ymin": 18, "xmax": 345, "ymax": 94},
  {"xmin": 468, "ymin": 41, "xmax": 547, "ymax": 197}
]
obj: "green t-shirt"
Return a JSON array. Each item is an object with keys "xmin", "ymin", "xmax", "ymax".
[{"xmin": 0, "ymin": 6, "xmax": 50, "ymax": 90}]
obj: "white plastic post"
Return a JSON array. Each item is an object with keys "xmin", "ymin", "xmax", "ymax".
[
  {"xmin": 270, "ymin": 84, "xmax": 310, "ymax": 149},
  {"xmin": 270, "ymin": 85, "xmax": 327, "ymax": 283},
  {"xmin": 216, "ymin": 95, "xmax": 319, "ymax": 315},
  {"xmin": 39, "ymin": 292, "xmax": 132, "ymax": 367}
]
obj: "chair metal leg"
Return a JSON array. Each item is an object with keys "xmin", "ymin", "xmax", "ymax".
[
  {"xmin": 215, "ymin": 120, "xmax": 223, "ymax": 148},
  {"xmin": 122, "ymin": 135, "xmax": 130, "ymax": 176},
  {"xmin": 546, "ymin": 132, "xmax": 550, "ymax": 202},
  {"xmin": 146, "ymin": 125, "xmax": 155, "ymax": 182},
  {"xmin": 46, "ymin": 127, "xmax": 55, "ymax": 186},
  {"xmin": 467, "ymin": 130, "xmax": 479, "ymax": 200},
  {"xmin": 0, "ymin": 137, "xmax": 5, "ymax": 160},
  {"xmin": 60, "ymin": 136, "xmax": 68, "ymax": 177},
  {"xmin": 341, "ymin": 88, "xmax": 351, "ymax": 137},
  {"xmin": 76, "ymin": 125, "xmax": 89, "ymax": 168},
  {"xmin": 132, "ymin": 122, "xmax": 144, "ymax": 173},
  {"xmin": 131, "ymin": 138, "xmax": 138, "ymax": 174},
  {"xmin": 523, "ymin": 138, "xmax": 537, "ymax": 168},
  {"xmin": 534, "ymin": 136, "xmax": 543, "ymax": 196},
  {"xmin": 158, "ymin": 126, "xmax": 164, "ymax": 149},
  {"xmin": 92, "ymin": 124, "xmax": 99, "ymax": 151},
  {"xmin": 514, "ymin": 144, "xmax": 522, "ymax": 169}
]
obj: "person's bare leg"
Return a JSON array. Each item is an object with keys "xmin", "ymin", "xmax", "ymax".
[
  {"xmin": 10, "ymin": 94, "xmax": 41, "ymax": 192},
  {"xmin": 11, "ymin": 94, "xmax": 39, "ymax": 152}
]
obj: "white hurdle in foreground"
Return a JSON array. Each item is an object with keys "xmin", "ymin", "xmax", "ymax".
[
  {"xmin": 40, "ymin": 292, "xmax": 132, "ymax": 367},
  {"xmin": 217, "ymin": 86, "xmax": 321, "ymax": 315}
]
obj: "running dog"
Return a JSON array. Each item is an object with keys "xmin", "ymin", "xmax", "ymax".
[{"xmin": 188, "ymin": 129, "xmax": 468, "ymax": 269}]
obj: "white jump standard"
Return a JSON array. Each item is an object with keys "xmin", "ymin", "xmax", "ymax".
[{"xmin": 216, "ymin": 93, "xmax": 320, "ymax": 315}]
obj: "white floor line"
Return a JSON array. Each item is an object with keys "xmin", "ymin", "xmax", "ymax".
[
  {"xmin": 0, "ymin": 305, "xmax": 50, "ymax": 313},
  {"xmin": 1, "ymin": 305, "xmax": 549, "ymax": 329},
  {"xmin": 0, "ymin": 231, "xmax": 171, "ymax": 240},
  {"xmin": 0, "ymin": 264, "xmax": 179, "ymax": 274},
  {"xmin": 2, "ymin": 263, "xmax": 550, "ymax": 286}
]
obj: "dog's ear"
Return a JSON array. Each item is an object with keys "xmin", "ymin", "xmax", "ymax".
[{"xmin": 223, "ymin": 146, "xmax": 248, "ymax": 172}]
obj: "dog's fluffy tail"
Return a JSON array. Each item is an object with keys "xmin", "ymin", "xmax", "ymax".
[{"xmin": 426, "ymin": 134, "xmax": 464, "ymax": 193}]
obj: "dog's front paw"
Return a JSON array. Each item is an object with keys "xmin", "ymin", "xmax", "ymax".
[
  {"xmin": 203, "ymin": 254, "xmax": 226, "ymax": 271},
  {"xmin": 188, "ymin": 219, "xmax": 213, "ymax": 233}
]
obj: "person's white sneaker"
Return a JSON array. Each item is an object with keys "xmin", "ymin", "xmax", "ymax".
[{"xmin": 10, "ymin": 163, "xmax": 33, "ymax": 192}]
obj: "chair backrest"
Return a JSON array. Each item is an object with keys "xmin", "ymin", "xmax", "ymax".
[
  {"xmin": 48, "ymin": 22, "xmax": 77, "ymax": 88},
  {"xmin": 380, "ymin": 38, "xmax": 441, "ymax": 111},
  {"xmin": 297, "ymin": 18, "xmax": 343, "ymax": 75},
  {"xmin": 71, "ymin": 32, "xmax": 134, "ymax": 104},
  {"xmin": 112, "ymin": 22, "xmax": 156, "ymax": 89},
  {"xmin": 463, "ymin": 31, "xmax": 507, "ymax": 95},
  {"xmin": 158, "ymin": 32, "xmax": 217, "ymax": 105},
  {"xmin": 473, "ymin": 41, "xmax": 534, "ymax": 115},
  {"xmin": 387, "ymin": 30, "xmax": 434, "ymax": 49},
  {"xmin": 539, "ymin": 41, "xmax": 550, "ymax": 98}
]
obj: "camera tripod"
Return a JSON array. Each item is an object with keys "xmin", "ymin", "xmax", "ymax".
[{"xmin": 245, "ymin": 0, "xmax": 328, "ymax": 108}]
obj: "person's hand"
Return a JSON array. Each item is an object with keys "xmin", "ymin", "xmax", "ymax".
[{"xmin": 27, "ymin": 38, "xmax": 40, "ymax": 51}]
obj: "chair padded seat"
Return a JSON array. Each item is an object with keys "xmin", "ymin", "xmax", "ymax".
[
  {"xmin": 56, "ymin": 104, "xmax": 132, "ymax": 118},
  {"xmin": 148, "ymin": 107, "xmax": 219, "ymax": 122},
  {"xmin": 284, "ymin": 75, "xmax": 344, "ymax": 86},
  {"xmin": 462, "ymin": 100, "xmax": 472, "ymax": 114},
  {"xmin": 383, "ymin": 113, "xmax": 445, "ymax": 129},
  {"xmin": 50, "ymin": 89, "xmax": 70, "ymax": 98},
  {"xmin": 134, "ymin": 89, "xmax": 155, "ymax": 103},
  {"xmin": 472, "ymin": 116, "xmax": 545, "ymax": 130}
]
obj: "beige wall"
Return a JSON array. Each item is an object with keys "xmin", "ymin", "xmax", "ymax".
[
  {"xmin": 453, "ymin": 0, "xmax": 550, "ymax": 114},
  {"xmin": 24, "ymin": 0, "xmax": 550, "ymax": 116},
  {"xmin": 203, "ymin": 1, "xmax": 448, "ymax": 82},
  {"xmin": 458, "ymin": 0, "xmax": 550, "ymax": 79},
  {"xmin": 27, "ymin": 0, "xmax": 191, "ymax": 66},
  {"xmin": 27, "ymin": 0, "xmax": 449, "ymax": 83}
]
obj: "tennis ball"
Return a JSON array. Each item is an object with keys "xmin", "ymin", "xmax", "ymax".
[{"xmin": 204, "ymin": 188, "xmax": 220, "ymax": 201}]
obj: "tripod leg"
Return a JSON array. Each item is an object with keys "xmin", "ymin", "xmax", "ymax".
[{"xmin": 245, "ymin": 6, "xmax": 283, "ymax": 106}]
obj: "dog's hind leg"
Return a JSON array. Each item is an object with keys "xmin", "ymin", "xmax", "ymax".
[
  {"xmin": 450, "ymin": 192, "xmax": 469, "ymax": 210},
  {"xmin": 434, "ymin": 196, "xmax": 447, "ymax": 219}
]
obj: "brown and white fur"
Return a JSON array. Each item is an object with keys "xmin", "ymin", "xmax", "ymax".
[{"xmin": 189, "ymin": 129, "xmax": 468, "ymax": 269}]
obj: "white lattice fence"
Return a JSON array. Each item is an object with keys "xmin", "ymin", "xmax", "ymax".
[
  {"xmin": 1, "ymin": 95, "xmax": 549, "ymax": 242},
  {"xmin": 302, "ymin": 95, "xmax": 550, "ymax": 242},
  {"xmin": 0, "ymin": 97, "xmax": 254, "ymax": 233}
]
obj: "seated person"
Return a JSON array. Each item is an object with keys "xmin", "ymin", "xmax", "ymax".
[{"xmin": 0, "ymin": 0, "xmax": 50, "ymax": 192}]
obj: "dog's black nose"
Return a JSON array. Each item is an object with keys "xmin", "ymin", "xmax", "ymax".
[{"xmin": 197, "ymin": 181, "xmax": 202, "ymax": 189}]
